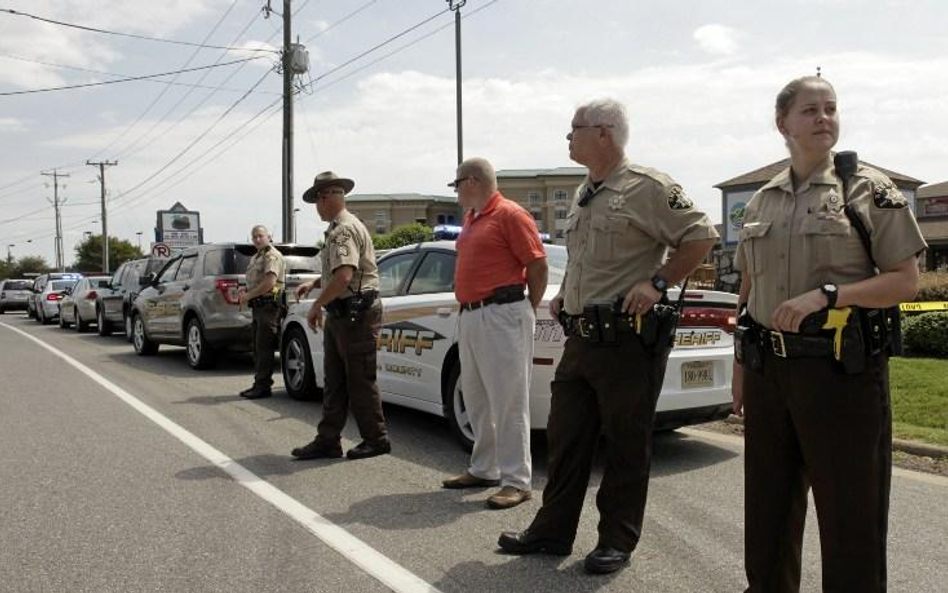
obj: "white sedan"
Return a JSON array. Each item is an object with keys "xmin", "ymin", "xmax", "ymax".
[{"xmin": 281, "ymin": 241, "xmax": 737, "ymax": 450}]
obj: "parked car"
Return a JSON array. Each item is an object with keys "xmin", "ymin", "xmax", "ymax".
[
  {"xmin": 130, "ymin": 243, "xmax": 319, "ymax": 369},
  {"xmin": 32, "ymin": 273, "xmax": 82, "ymax": 324},
  {"xmin": 58, "ymin": 276, "xmax": 112, "ymax": 332},
  {"xmin": 280, "ymin": 241, "xmax": 737, "ymax": 450},
  {"xmin": 95, "ymin": 256, "xmax": 169, "ymax": 338},
  {"xmin": 0, "ymin": 279, "xmax": 32, "ymax": 313}
]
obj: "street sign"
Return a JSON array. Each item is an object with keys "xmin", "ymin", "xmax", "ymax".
[{"xmin": 151, "ymin": 242, "xmax": 172, "ymax": 257}]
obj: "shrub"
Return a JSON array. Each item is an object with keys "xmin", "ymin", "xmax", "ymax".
[
  {"xmin": 902, "ymin": 312, "xmax": 948, "ymax": 357},
  {"xmin": 914, "ymin": 272, "xmax": 948, "ymax": 302}
]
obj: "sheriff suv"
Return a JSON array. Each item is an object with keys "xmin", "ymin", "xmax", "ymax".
[
  {"xmin": 281, "ymin": 241, "xmax": 737, "ymax": 451},
  {"xmin": 130, "ymin": 243, "xmax": 318, "ymax": 369}
]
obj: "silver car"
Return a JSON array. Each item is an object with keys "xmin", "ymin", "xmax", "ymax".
[
  {"xmin": 59, "ymin": 276, "xmax": 112, "ymax": 332},
  {"xmin": 130, "ymin": 243, "xmax": 319, "ymax": 369},
  {"xmin": 34, "ymin": 275, "xmax": 82, "ymax": 324},
  {"xmin": 0, "ymin": 279, "xmax": 32, "ymax": 314}
]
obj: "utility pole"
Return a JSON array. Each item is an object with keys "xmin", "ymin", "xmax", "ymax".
[
  {"xmin": 41, "ymin": 169, "xmax": 69, "ymax": 272},
  {"xmin": 282, "ymin": 0, "xmax": 295, "ymax": 243},
  {"xmin": 87, "ymin": 160, "xmax": 118, "ymax": 273},
  {"xmin": 448, "ymin": 1, "xmax": 466, "ymax": 165}
]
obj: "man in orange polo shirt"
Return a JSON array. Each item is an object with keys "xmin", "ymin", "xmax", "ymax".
[{"xmin": 442, "ymin": 157, "xmax": 549, "ymax": 509}]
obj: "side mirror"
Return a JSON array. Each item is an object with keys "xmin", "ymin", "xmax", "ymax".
[{"xmin": 139, "ymin": 273, "xmax": 155, "ymax": 287}]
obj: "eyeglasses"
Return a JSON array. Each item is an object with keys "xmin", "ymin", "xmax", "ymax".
[
  {"xmin": 448, "ymin": 176, "xmax": 473, "ymax": 191},
  {"xmin": 570, "ymin": 124, "xmax": 614, "ymax": 133},
  {"xmin": 316, "ymin": 187, "xmax": 346, "ymax": 199}
]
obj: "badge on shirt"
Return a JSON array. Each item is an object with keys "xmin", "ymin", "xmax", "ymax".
[
  {"xmin": 873, "ymin": 182, "xmax": 907, "ymax": 209},
  {"xmin": 823, "ymin": 189, "xmax": 843, "ymax": 213},
  {"xmin": 608, "ymin": 195, "xmax": 626, "ymax": 210},
  {"xmin": 667, "ymin": 186, "xmax": 693, "ymax": 211},
  {"xmin": 331, "ymin": 230, "xmax": 352, "ymax": 257}
]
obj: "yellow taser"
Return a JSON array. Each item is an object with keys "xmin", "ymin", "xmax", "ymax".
[{"xmin": 822, "ymin": 307, "xmax": 852, "ymax": 361}]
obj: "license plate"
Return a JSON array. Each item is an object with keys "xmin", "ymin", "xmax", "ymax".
[{"xmin": 681, "ymin": 361, "xmax": 714, "ymax": 389}]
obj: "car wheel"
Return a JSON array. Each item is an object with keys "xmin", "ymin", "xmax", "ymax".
[
  {"xmin": 59, "ymin": 309, "xmax": 69, "ymax": 329},
  {"xmin": 97, "ymin": 308, "xmax": 112, "ymax": 336},
  {"xmin": 124, "ymin": 312, "xmax": 134, "ymax": 342},
  {"xmin": 75, "ymin": 308, "xmax": 90, "ymax": 333},
  {"xmin": 443, "ymin": 360, "xmax": 475, "ymax": 452},
  {"xmin": 185, "ymin": 318, "xmax": 216, "ymax": 369},
  {"xmin": 281, "ymin": 326, "xmax": 320, "ymax": 401},
  {"xmin": 132, "ymin": 313, "xmax": 158, "ymax": 355}
]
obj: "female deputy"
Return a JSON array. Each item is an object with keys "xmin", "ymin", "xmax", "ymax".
[{"xmin": 731, "ymin": 75, "xmax": 926, "ymax": 592}]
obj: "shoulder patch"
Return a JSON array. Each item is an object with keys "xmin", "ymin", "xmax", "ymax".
[
  {"xmin": 331, "ymin": 229, "xmax": 353, "ymax": 257},
  {"xmin": 667, "ymin": 185, "xmax": 693, "ymax": 211},
  {"xmin": 873, "ymin": 182, "xmax": 907, "ymax": 209}
]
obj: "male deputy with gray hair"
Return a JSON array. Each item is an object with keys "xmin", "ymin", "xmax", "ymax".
[
  {"xmin": 290, "ymin": 171, "xmax": 390, "ymax": 461},
  {"xmin": 237, "ymin": 224, "xmax": 285, "ymax": 399},
  {"xmin": 498, "ymin": 99, "xmax": 718, "ymax": 574}
]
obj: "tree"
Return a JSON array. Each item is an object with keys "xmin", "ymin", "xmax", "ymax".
[
  {"xmin": 0, "ymin": 255, "xmax": 52, "ymax": 278},
  {"xmin": 372, "ymin": 222, "xmax": 434, "ymax": 250},
  {"xmin": 73, "ymin": 235, "xmax": 143, "ymax": 272}
]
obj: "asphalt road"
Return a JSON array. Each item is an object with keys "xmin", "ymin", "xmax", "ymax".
[{"xmin": 1, "ymin": 312, "xmax": 946, "ymax": 593}]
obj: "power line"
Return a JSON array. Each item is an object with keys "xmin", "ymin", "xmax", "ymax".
[
  {"xmin": 0, "ymin": 8, "xmax": 280, "ymax": 53},
  {"xmin": 310, "ymin": 0, "xmax": 498, "ymax": 93},
  {"xmin": 0, "ymin": 56, "xmax": 267, "ymax": 96},
  {"xmin": 0, "ymin": 53, "xmax": 281, "ymax": 95},
  {"xmin": 303, "ymin": 0, "xmax": 380, "ymax": 44}
]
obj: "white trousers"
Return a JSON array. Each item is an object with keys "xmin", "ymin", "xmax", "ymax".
[{"xmin": 458, "ymin": 298, "xmax": 534, "ymax": 490}]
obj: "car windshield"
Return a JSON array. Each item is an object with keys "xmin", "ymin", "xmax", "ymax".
[
  {"xmin": 51, "ymin": 280, "xmax": 77, "ymax": 290},
  {"xmin": 91, "ymin": 279, "xmax": 111, "ymax": 288},
  {"xmin": 544, "ymin": 244, "xmax": 567, "ymax": 284}
]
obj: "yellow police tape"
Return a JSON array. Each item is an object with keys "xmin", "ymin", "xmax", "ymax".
[{"xmin": 899, "ymin": 302, "xmax": 948, "ymax": 312}]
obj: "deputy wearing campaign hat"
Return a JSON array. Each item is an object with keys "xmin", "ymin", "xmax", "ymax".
[{"xmin": 291, "ymin": 171, "xmax": 389, "ymax": 461}]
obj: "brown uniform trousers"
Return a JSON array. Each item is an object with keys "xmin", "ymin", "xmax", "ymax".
[
  {"xmin": 528, "ymin": 331, "xmax": 669, "ymax": 552},
  {"xmin": 314, "ymin": 300, "xmax": 388, "ymax": 447},
  {"xmin": 743, "ymin": 348, "xmax": 890, "ymax": 593},
  {"xmin": 251, "ymin": 302, "xmax": 280, "ymax": 388}
]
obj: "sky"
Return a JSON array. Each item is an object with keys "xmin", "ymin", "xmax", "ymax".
[{"xmin": 1, "ymin": 0, "xmax": 946, "ymax": 266}]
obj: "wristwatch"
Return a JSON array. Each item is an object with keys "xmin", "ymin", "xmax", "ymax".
[
  {"xmin": 651, "ymin": 274, "xmax": 669, "ymax": 293},
  {"xmin": 820, "ymin": 283, "xmax": 838, "ymax": 309}
]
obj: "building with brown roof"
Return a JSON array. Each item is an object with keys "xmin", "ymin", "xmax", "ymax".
[
  {"xmin": 917, "ymin": 181, "xmax": 948, "ymax": 271},
  {"xmin": 496, "ymin": 167, "xmax": 587, "ymax": 244},
  {"xmin": 344, "ymin": 193, "xmax": 461, "ymax": 236}
]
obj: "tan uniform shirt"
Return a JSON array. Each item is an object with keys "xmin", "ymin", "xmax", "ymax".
[
  {"xmin": 320, "ymin": 209, "xmax": 380, "ymax": 297},
  {"xmin": 246, "ymin": 245, "xmax": 285, "ymax": 294},
  {"xmin": 735, "ymin": 155, "xmax": 927, "ymax": 327},
  {"xmin": 561, "ymin": 158, "xmax": 719, "ymax": 315}
]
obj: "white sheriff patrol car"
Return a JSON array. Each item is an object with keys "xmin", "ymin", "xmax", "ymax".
[{"xmin": 281, "ymin": 241, "xmax": 737, "ymax": 450}]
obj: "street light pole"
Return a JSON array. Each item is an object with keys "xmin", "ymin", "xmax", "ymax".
[
  {"xmin": 136, "ymin": 231, "xmax": 143, "ymax": 251},
  {"xmin": 447, "ymin": 0, "xmax": 466, "ymax": 165},
  {"xmin": 293, "ymin": 208, "xmax": 300, "ymax": 241}
]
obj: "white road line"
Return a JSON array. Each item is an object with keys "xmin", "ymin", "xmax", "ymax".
[
  {"xmin": 679, "ymin": 427, "xmax": 948, "ymax": 487},
  {"xmin": 1, "ymin": 322, "xmax": 441, "ymax": 593}
]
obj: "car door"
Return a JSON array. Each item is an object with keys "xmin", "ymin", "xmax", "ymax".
[
  {"xmin": 371, "ymin": 251, "xmax": 423, "ymax": 396},
  {"xmin": 377, "ymin": 249, "xmax": 458, "ymax": 403},
  {"xmin": 162, "ymin": 254, "xmax": 198, "ymax": 340},
  {"xmin": 146, "ymin": 257, "xmax": 182, "ymax": 337}
]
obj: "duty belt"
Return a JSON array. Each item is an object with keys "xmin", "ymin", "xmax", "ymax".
[
  {"xmin": 745, "ymin": 319, "xmax": 835, "ymax": 359},
  {"xmin": 562, "ymin": 312, "xmax": 635, "ymax": 339},
  {"xmin": 248, "ymin": 294, "xmax": 278, "ymax": 308}
]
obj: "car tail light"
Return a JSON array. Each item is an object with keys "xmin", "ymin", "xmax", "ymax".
[
  {"xmin": 215, "ymin": 279, "xmax": 240, "ymax": 305},
  {"xmin": 681, "ymin": 306, "xmax": 737, "ymax": 333},
  {"xmin": 46, "ymin": 293, "xmax": 62, "ymax": 301},
  {"xmin": 86, "ymin": 291, "xmax": 98, "ymax": 300}
]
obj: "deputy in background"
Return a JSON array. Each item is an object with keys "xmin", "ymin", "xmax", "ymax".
[
  {"xmin": 498, "ymin": 98, "xmax": 718, "ymax": 574},
  {"xmin": 442, "ymin": 157, "xmax": 548, "ymax": 510},
  {"xmin": 290, "ymin": 171, "xmax": 391, "ymax": 461},
  {"xmin": 732, "ymin": 75, "xmax": 926, "ymax": 592},
  {"xmin": 237, "ymin": 224, "xmax": 285, "ymax": 399}
]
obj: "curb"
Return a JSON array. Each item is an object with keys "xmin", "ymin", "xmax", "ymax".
[{"xmin": 721, "ymin": 415, "xmax": 948, "ymax": 459}]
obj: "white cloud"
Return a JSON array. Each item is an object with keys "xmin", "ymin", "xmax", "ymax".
[
  {"xmin": 694, "ymin": 24, "xmax": 741, "ymax": 56},
  {"xmin": 0, "ymin": 117, "xmax": 27, "ymax": 132}
]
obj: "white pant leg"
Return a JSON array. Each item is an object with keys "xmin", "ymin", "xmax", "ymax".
[
  {"xmin": 459, "ymin": 307, "xmax": 499, "ymax": 481},
  {"xmin": 473, "ymin": 299, "xmax": 534, "ymax": 490}
]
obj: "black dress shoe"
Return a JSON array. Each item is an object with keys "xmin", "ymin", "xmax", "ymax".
[
  {"xmin": 346, "ymin": 439, "xmax": 392, "ymax": 460},
  {"xmin": 240, "ymin": 386, "xmax": 272, "ymax": 399},
  {"xmin": 584, "ymin": 546, "xmax": 631, "ymax": 574},
  {"xmin": 291, "ymin": 439, "xmax": 343, "ymax": 460},
  {"xmin": 497, "ymin": 530, "xmax": 572, "ymax": 556}
]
